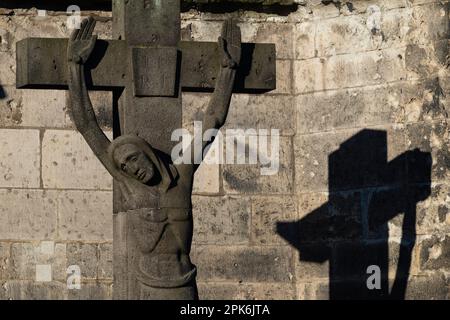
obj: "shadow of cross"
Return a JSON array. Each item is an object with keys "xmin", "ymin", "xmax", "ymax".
[
  {"xmin": 277, "ymin": 129, "xmax": 432, "ymax": 300},
  {"xmin": 16, "ymin": 0, "xmax": 276, "ymax": 300}
]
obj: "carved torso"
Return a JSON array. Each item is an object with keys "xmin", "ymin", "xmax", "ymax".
[{"xmin": 119, "ymin": 163, "xmax": 196, "ymax": 289}]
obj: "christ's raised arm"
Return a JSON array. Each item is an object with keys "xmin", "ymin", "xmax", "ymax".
[
  {"xmin": 67, "ymin": 17, "xmax": 119, "ymax": 179},
  {"xmin": 202, "ymin": 19, "xmax": 241, "ymax": 138},
  {"xmin": 189, "ymin": 19, "xmax": 241, "ymax": 166}
]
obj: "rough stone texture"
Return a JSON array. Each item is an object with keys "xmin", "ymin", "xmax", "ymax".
[
  {"xmin": 0, "ymin": 243, "xmax": 10, "ymax": 280},
  {"xmin": 198, "ymin": 282, "xmax": 297, "ymax": 300},
  {"xmin": 223, "ymin": 136, "xmax": 294, "ymax": 194},
  {"xmin": 252, "ymin": 196, "xmax": 297, "ymax": 245},
  {"xmin": 191, "ymin": 245, "xmax": 294, "ymax": 282},
  {"xmin": 295, "ymin": 126, "xmax": 406, "ymax": 192},
  {"xmin": 0, "ymin": 129, "xmax": 40, "ymax": 188},
  {"xmin": 419, "ymin": 235, "xmax": 450, "ymax": 272},
  {"xmin": 67, "ymin": 282, "xmax": 113, "ymax": 300},
  {"xmin": 2, "ymin": 281, "xmax": 67, "ymax": 300},
  {"xmin": 297, "ymin": 83, "xmax": 405, "ymax": 134},
  {"xmin": 0, "ymin": 189, "xmax": 58, "ymax": 240},
  {"xmin": 192, "ymin": 196, "xmax": 251, "ymax": 244},
  {"xmin": 404, "ymin": 273, "xmax": 449, "ymax": 300},
  {"xmin": 42, "ymin": 130, "xmax": 112, "ymax": 190},
  {"xmin": 294, "ymin": 48, "xmax": 407, "ymax": 94},
  {"xmin": 66, "ymin": 243, "xmax": 99, "ymax": 280},
  {"xmin": 10, "ymin": 242, "xmax": 67, "ymax": 281},
  {"xmin": 193, "ymin": 161, "xmax": 221, "ymax": 194},
  {"xmin": 57, "ymin": 190, "xmax": 113, "ymax": 241},
  {"xmin": 0, "ymin": 0, "xmax": 449, "ymax": 299},
  {"xmin": 414, "ymin": 184, "xmax": 450, "ymax": 235}
]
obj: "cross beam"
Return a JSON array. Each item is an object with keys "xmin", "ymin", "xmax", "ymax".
[{"xmin": 16, "ymin": 39, "xmax": 275, "ymax": 92}]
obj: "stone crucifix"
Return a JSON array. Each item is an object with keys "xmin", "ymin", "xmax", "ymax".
[{"xmin": 16, "ymin": 0, "xmax": 276, "ymax": 300}]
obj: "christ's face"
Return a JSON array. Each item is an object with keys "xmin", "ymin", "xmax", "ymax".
[{"xmin": 114, "ymin": 144, "xmax": 155, "ymax": 184}]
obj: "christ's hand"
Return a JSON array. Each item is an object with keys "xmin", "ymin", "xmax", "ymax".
[
  {"xmin": 218, "ymin": 19, "xmax": 241, "ymax": 69},
  {"xmin": 67, "ymin": 17, "xmax": 97, "ymax": 64}
]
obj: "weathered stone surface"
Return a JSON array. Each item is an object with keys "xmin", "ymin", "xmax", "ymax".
[
  {"xmin": 0, "ymin": 87, "xmax": 111, "ymax": 129},
  {"xmin": 419, "ymin": 235, "xmax": 450, "ymax": 272},
  {"xmin": 0, "ymin": 87, "xmax": 67, "ymax": 128},
  {"xmin": 10, "ymin": 242, "xmax": 66, "ymax": 281},
  {"xmin": 0, "ymin": 51, "xmax": 15, "ymax": 85},
  {"xmin": 295, "ymin": 244, "xmax": 330, "ymax": 279},
  {"xmin": 311, "ymin": 7, "xmax": 443, "ymax": 57},
  {"xmin": 238, "ymin": 22, "xmax": 295, "ymax": 59},
  {"xmin": 0, "ymin": 189, "xmax": 57, "ymax": 240},
  {"xmin": 408, "ymin": 3, "xmax": 449, "ymax": 44},
  {"xmin": 191, "ymin": 245, "xmax": 294, "ymax": 282},
  {"xmin": 294, "ymin": 21, "xmax": 316, "ymax": 60},
  {"xmin": 294, "ymin": 48, "xmax": 406, "ymax": 93},
  {"xmin": 3, "ymin": 280, "xmax": 66, "ymax": 300},
  {"xmin": 315, "ymin": 15, "xmax": 377, "ymax": 56},
  {"xmin": 273, "ymin": 59, "xmax": 293, "ymax": 94},
  {"xmin": 297, "ymin": 84, "xmax": 405, "ymax": 134},
  {"xmin": 0, "ymin": 87, "xmax": 23, "ymax": 127},
  {"xmin": 403, "ymin": 79, "xmax": 448, "ymax": 123},
  {"xmin": 181, "ymin": 20, "xmax": 222, "ymax": 42},
  {"xmin": 295, "ymin": 126, "xmax": 406, "ymax": 192},
  {"xmin": 297, "ymin": 281, "xmax": 329, "ymax": 300},
  {"xmin": 68, "ymin": 282, "xmax": 113, "ymax": 300},
  {"xmin": 21, "ymin": 89, "xmax": 66, "ymax": 127},
  {"xmin": 0, "ymin": 129, "xmax": 40, "ymax": 188},
  {"xmin": 404, "ymin": 273, "xmax": 449, "ymax": 300},
  {"xmin": 0, "ymin": 243, "xmax": 10, "ymax": 280},
  {"xmin": 413, "ymin": 184, "xmax": 450, "ymax": 235},
  {"xmin": 192, "ymin": 196, "xmax": 250, "ymax": 244},
  {"xmin": 183, "ymin": 93, "xmax": 295, "ymax": 136},
  {"xmin": 298, "ymin": 192, "xmax": 328, "ymax": 218},
  {"xmin": 224, "ymin": 136, "xmax": 293, "ymax": 194},
  {"xmin": 66, "ymin": 243, "xmax": 98, "ymax": 280},
  {"xmin": 193, "ymin": 160, "xmax": 220, "ymax": 195},
  {"xmin": 198, "ymin": 282, "xmax": 296, "ymax": 300},
  {"xmin": 294, "ymin": 58, "xmax": 323, "ymax": 94},
  {"xmin": 182, "ymin": 92, "xmax": 210, "ymax": 135},
  {"xmin": 406, "ymin": 121, "xmax": 450, "ymax": 183},
  {"xmin": 98, "ymin": 244, "xmax": 113, "ymax": 279},
  {"xmin": 57, "ymin": 190, "xmax": 113, "ymax": 241},
  {"xmin": 42, "ymin": 130, "xmax": 112, "ymax": 190},
  {"xmin": 405, "ymin": 44, "xmax": 445, "ymax": 80},
  {"xmin": 225, "ymin": 95, "xmax": 295, "ymax": 136},
  {"xmin": 251, "ymin": 196, "xmax": 297, "ymax": 245}
]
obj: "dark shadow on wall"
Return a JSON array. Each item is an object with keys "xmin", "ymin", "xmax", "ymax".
[
  {"xmin": 0, "ymin": 1, "xmax": 112, "ymax": 11},
  {"xmin": 0, "ymin": 0, "xmax": 299, "ymax": 15},
  {"xmin": 0, "ymin": 86, "xmax": 6, "ymax": 99},
  {"xmin": 277, "ymin": 129, "xmax": 432, "ymax": 300}
]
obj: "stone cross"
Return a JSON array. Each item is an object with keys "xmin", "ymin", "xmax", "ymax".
[{"xmin": 16, "ymin": 0, "xmax": 275, "ymax": 300}]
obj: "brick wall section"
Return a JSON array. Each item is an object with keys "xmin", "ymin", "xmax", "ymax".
[{"xmin": 0, "ymin": 0, "xmax": 449, "ymax": 299}]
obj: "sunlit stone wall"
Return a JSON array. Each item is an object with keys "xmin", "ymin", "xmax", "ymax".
[{"xmin": 0, "ymin": 0, "xmax": 448, "ymax": 299}]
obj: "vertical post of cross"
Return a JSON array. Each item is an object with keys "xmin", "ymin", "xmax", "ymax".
[{"xmin": 111, "ymin": 0, "xmax": 183, "ymax": 299}]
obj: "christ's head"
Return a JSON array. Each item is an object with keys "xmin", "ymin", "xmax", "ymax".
[
  {"xmin": 109, "ymin": 135, "xmax": 162, "ymax": 185},
  {"xmin": 113, "ymin": 143, "xmax": 155, "ymax": 184}
]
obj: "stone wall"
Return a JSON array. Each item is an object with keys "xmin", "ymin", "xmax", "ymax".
[{"xmin": 0, "ymin": 0, "xmax": 448, "ymax": 299}]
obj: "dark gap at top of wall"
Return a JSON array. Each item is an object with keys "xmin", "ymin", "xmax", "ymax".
[
  {"xmin": 0, "ymin": 1, "xmax": 299, "ymax": 16},
  {"xmin": 0, "ymin": 0, "xmax": 112, "ymax": 11}
]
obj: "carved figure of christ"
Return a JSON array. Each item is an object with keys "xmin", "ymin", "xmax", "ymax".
[{"xmin": 67, "ymin": 17, "xmax": 241, "ymax": 300}]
